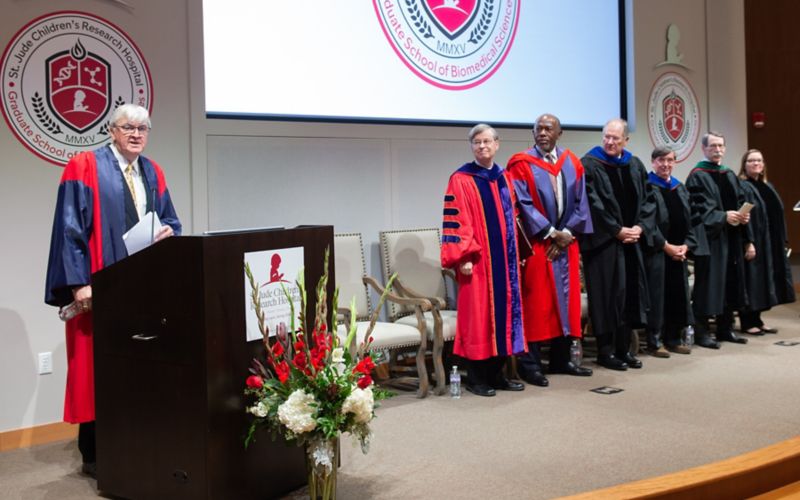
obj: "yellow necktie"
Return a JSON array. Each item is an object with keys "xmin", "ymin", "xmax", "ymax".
[{"xmin": 124, "ymin": 163, "xmax": 138, "ymax": 207}]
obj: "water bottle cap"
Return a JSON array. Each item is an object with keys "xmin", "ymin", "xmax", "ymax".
[{"xmin": 451, "ymin": 365, "xmax": 458, "ymax": 372}]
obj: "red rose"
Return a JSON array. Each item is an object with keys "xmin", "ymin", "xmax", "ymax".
[{"xmin": 246, "ymin": 375, "xmax": 263, "ymax": 389}]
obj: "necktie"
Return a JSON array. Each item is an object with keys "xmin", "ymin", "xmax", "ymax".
[
  {"xmin": 124, "ymin": 163, "xmax": 138, "ymax": 207},
  {"xmin": 546, "ymin": 153, "xmax": 558, "ymax": 194}
]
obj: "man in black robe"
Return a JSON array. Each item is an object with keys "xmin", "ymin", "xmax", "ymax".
[
  {"xmin": 685, "ymin": 131, "xmax": 753, "ymax": 347},
  {"xmin": 580, "ymin": 119, "xmax": 655, "ymax": 371},
  {"xmin": 642, "ymin": 147, "xmax": 706, "ymax": 356}
]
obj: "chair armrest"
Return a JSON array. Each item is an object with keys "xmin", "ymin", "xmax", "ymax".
[
  {"xmin": 392, "ymin": 276, "xmax": 447, "ymax": 309},
  {"xmin": 363, "ymin": 276, "xmax": 432, "ymax": 311},
  {"xmin": 442, "ymin": 268, "xmax": 457, "ymax": 282}
]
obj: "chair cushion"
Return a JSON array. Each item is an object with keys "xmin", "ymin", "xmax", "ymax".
[
  {"xmin": 336, "ymin": 321, "xmax": 423, "ymax": 351},
  {"xmin": 395, "ymin": 310, "xmax": 457, "ymax": 342}
]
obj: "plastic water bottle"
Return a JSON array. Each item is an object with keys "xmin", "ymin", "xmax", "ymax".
[
  {"xmin": 449, "ymin": 366, "xmax": 461, "ymax": 399},
  {"xmin": 684, "ymin": 325, "xmax": 695, "ymax": 351},
  {"xmin": 570, "ymin": 339, "xmax": 583, "ymax": 366}
]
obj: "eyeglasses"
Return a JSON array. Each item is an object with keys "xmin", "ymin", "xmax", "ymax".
[
  {"xmin": 471, "ymin": 139, "xmax": 496, "ymax": 147},
  {"xmin": 115, "ymin": 123, "xmax": 150, "ymax": 135}
]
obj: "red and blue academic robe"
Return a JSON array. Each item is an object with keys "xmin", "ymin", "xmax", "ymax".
[
  {"xmin": 506, "ymin": 148, "xmax": 593, "ymax": 342},
  {"xmin": 44, "ymin": 145, "xmax": 181, "ymax": 423},
  {"xmin": 440, "ymin": 162, "xmax": 525, "ymax": 360}
]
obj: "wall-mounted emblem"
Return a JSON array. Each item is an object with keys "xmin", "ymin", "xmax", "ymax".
[
  {"xmin": 647, "ymin": 72, "xmax": 700, "ymax": 163},
  {"xmin": 1, "ymin": 11, "xmax": 152, "ymax": 166},
  {"xmin": 373, "ymin": 0, "xmax": 520, "ymax": 90}
]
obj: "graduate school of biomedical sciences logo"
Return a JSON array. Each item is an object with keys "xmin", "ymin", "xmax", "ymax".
[
  {"xmin": 647, "ymin": 72, "xmax": 700, "ymax": 163},
  {"xmin": 374, "ymin": 0, "xmax": 520, "ymax": 90},
  {"xmin": 1, "ymin": 11, "xmax": 152, "ymax": 166}
]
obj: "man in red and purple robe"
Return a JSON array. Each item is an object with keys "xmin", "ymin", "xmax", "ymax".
[
  {"xmin": 507, "ymin": 114, "xmax": 594, "ymax": 387},
  {"xmin": 441, "ymin": 123, "xmax": 526, "ymax": 397},
  {"xmin": 45, "ymin": 104, "xmax": 181, "ymax": 476}
]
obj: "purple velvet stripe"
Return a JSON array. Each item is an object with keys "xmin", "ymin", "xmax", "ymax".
[{"xmin": 498, "ymin": 175, "xmax": 525, "ymax": 353}]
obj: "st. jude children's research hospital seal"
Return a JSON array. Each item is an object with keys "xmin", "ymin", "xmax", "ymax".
[{"xmin": 1, "ymin": 11, "xmax": 152, "ymax": 166}]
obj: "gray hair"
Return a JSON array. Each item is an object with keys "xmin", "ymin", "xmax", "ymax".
[
  {"xmin": 603, "ymin": 118, "xmax": 629, "ymax": 137},
  {"xmin": 468, "ymin": 123, "xmax": 498, "ymax": 142},
  {"xmin": 109, "ymin": 103, "xmax": 151, "ymax": 128},
  {"xmin": 701, "ymin": 131, "xmax": 725, "ymax": 147}
]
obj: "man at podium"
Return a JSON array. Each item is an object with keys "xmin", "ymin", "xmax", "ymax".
[{"xmin": 44, "ymin": 103, "xmax": 182, "ymax": 477}]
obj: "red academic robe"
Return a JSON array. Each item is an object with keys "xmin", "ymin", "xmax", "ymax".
[
  {"xmin": 506, "ymin": 148, "xmax": 593, "ymax": 342},
  {"xmin": 440, "ymin": 162, "xmax": 526, "ymax": 360},
  {"xmin": 45, "ymin": 146, "xmax": 181, "ymax": 423}
]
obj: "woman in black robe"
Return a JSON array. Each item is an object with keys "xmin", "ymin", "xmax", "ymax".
[{"xmin": 737, "ymin": 149, "xmax": 796, "ymax": 334}]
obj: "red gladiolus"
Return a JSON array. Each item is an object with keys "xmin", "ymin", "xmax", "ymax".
[
  {"xmin": 246, "ymin": 375, "xmax": 263, "ymax": 389},
  {"xmin": 272, "ymin": 341, "xmax": 284, "ymax": 357},
  {"xmin": 357, "ymin": 374, "xmax": 373, "ymax": 389},
  {"xmin": 293, "ymin": 350, "xmax": 308, "ymax": 371},
  {"xmin": 354, "ymin": 356, "xmax": 376, "ymax": 376},
  {"xmin": 275, "ymin": 361, "xmax": 290, "ymax": 383}
]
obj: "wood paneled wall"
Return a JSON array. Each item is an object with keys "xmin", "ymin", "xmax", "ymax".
[{"xmin": 745, "ymin": 0, "xmax": 800, "ymax": 253}]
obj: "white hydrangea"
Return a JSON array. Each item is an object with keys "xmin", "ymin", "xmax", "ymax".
[
  {"xmin": 331, "ymin": 347, "xmax": 346, "ymax": 375},
  {"xmin": 278, "ymin": 389, "xmax": 318, "ymax": 434},
  {"xmin": 342, "ymin": 387, "xmax": 375, "ymax": 424},
  {"xmin": 248, "ymin": 401, "xmax": 269, "ymax": 418}
]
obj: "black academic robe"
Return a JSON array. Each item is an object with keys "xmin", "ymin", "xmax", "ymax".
[
  {"xmin": 747, "ymin": 178, "xmax": 796, "ymax": 305},
  {"xmin": 642, "ymin": 174, "xmax": 705, "ymax": 331},
  {"xmin": 685, "ymin": 163, "xmax": 752, "ymax": 317},
  {"xmin": 739, "ymin": 179, "xmax": 778, "ymax": 312},
  {"xmin": 579, "ymin": 147, "xmax": 655, "ymax": 334}
]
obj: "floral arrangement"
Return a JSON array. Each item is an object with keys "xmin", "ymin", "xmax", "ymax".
[{"xmin": 243, "ymin": 249, "xmax": 392, "ymax": 498}]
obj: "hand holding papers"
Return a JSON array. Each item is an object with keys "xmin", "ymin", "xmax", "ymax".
[
  {"xmin": 729, "ymin": 202, "xmax": 754, "ymax": 226},
  {"xmin": 123, "ymin": 211, "xmax": 162, "ymax": 255}
]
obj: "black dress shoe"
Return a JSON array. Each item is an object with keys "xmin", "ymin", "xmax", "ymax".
[
  {"xmin": 716, "ymin": 331, "xmax": 748, "ymax": 344},
  {"xmin": 521, "ymin": 371, "xmax": 549, "ymax": 387},
  {"xmin": 465, "ymin": 383, "xmax": 496, "ymax": 397},
  {"xmin": 695, "ymin": 336, "xmax": 721, "ymax": 349},
  {"xmin": 81, "ymin": 462, "xmax": 97, "ymax": 478},
  {"xmin": 761, "ymin": 326, "xmax": 779, "ymax": 334},
  {"xmin": 549, "ymin": 361, "xmax": 593, "ymax": 377},
  {"xmin": 596, "ymin": 354, "xmax": 628, "ymax": 371},
  {"xmin": 617, "ymin": 352, "xmax": 643, "ymax": 369},
  {"xmin": 492, "ymin": 377, "xmax": 525, "ymax": 391}
]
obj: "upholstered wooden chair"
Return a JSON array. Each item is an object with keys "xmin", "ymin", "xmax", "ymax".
[
  {"xmin": 333, "ymin": 232, "xmax": 433, "ymax": 398},
  {"xmin": 378, "ymin": 228, "xmax": 457, "ymax": 396}
]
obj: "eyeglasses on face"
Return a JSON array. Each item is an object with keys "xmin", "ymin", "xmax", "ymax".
[
  {"xmin": 471, "ymin": 139, "xmax": 496, "ymax": 146},
  {"xmin": 115, "ymin": 123, "xmax": 150, "ymax": 135}
]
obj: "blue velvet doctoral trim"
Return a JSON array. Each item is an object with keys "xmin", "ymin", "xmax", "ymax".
[
  {"xmin": 457, "ymin": 161, "xmax": 504, "ymax": 181},
  {"xmin": 444, "ymin": 194, "xmax": 455, "ymax": 202},
  {"xmin": 442, "ymin": 234, "xmax": 461, "ymax": 243},
  {"xmin": 585, "ymin": 145, "xmax": 633, "ymax": 166},
  {"xmin": 443, "ymin": 207, "xmax": 459, "ymax": 216},
  {"xmin": 497, "ymin": 175, "xmax": 524, "ymax": 354},
  {"xmin": 648, "ymin": 171, "xmax": 681, "ymax": 190},
  {"xmin": 472, "ymin": 174, "xmax": 507, "ymax": 356},
  {"xmin": 442, "ymin": 221, "xmax": 460, "ymax": 229}
]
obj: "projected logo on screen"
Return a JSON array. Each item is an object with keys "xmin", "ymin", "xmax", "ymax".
[
  {"xmin": 373, "ymin": 0, "xmax": 520, "ymax": 90},
  {"xmin": 0, "ymin": 11, "xmax": 152, "ymax": 166},
  {"xmin": 647, "ymin": 72, "xmax": 700, "ymax": 163}
]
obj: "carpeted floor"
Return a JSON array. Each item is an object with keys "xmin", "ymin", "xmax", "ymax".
[{"xmin": 2, "ymin": 302, "xmax": 799, "ymax": 500}]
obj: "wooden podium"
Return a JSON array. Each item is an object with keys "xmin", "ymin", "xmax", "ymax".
[{"xmin": 92, "ymin": 225, "xmax": 334, "ymax": 499}]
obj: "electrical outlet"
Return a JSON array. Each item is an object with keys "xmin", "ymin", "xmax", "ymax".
[{"xmin": 38, "ymin": 352, "xmax": 53, "ymax": 375}]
